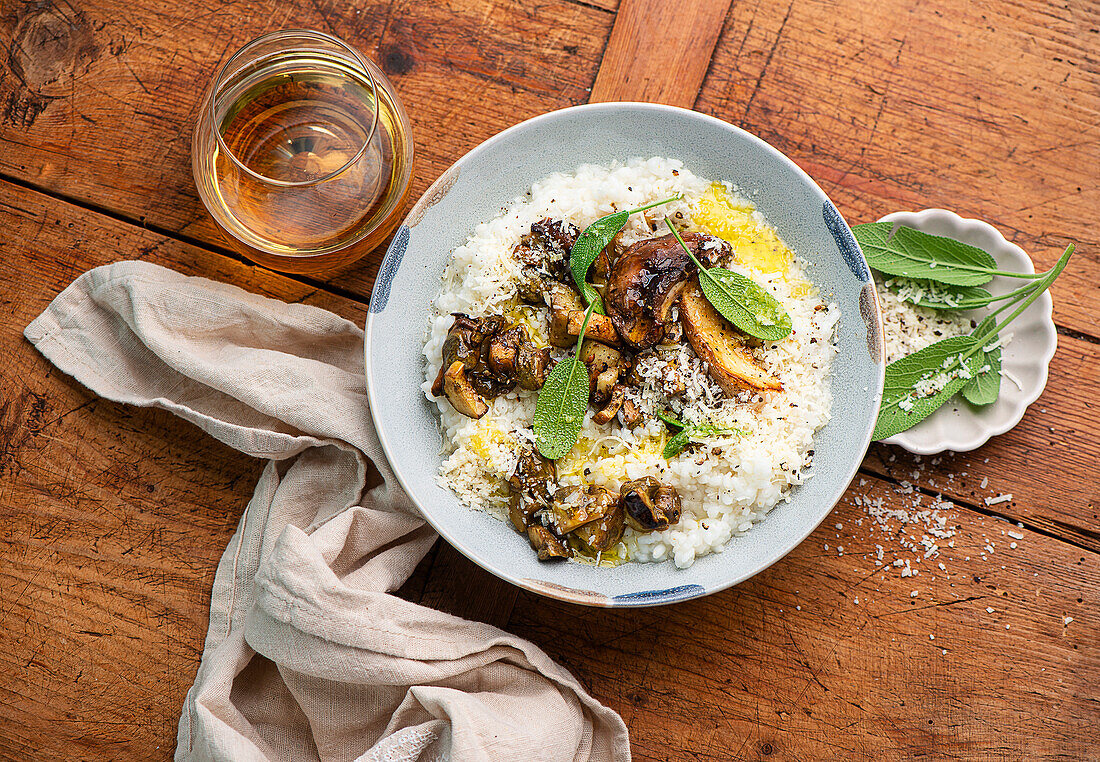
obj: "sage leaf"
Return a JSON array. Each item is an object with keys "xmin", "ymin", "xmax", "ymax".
[
  {"xmin": 533, "ymin": 357, "xmax": 589, "ymax": 459},
  {"xmin": 578, "ymin": 282, "xmax": 606, "ymax": 315},
  {"xmin": 656, "ymin": 410, "xmax": 685, "ymax": 429},
  {"xmin": 697, "ymin": 267, "xmax": 793, "ymax": 341},
  {"xmin": 874, "ymin": 243, "xmax": 1075, "ymax": 438},
  {"xmin": 853, "ymin": 222, "xmax": 997, "ymax": 287},
  {"xmin": 662, "ymin": 430, "xmax": 691, "ymax": 459},
  {"xmin": 658, "ymin": 410, "xmax": 746, "ymax": 459},
  {"xmin": 533, "ymin": 304, "xmax": 596, "ymax": 459},
  {"xmin": 874, "ymin": 335, "xmax": 984, "ymax": 440},
  {"xmin": 570, "ymin": 195, "xmax": 680, "ymax": 313},
  {"xmin": 665, "ymin": 220, "xmax": 792, "ymax": 341},
  {"xmin": 960, "ymin": 316, "xmax": 1002, "ymax": 406},
  {"xmin": 883, "ymin": 277, "xmax": 995, "ymax": 311}
]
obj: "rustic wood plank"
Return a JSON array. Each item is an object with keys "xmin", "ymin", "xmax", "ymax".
[
  {"xmin": 509, "ymin": 475, "xmax": 1100, "ymax": 761},
  {"xmin": 588, "ymin": 0, "xmax": 734, "ymax": 107},
  {"xmin": 0, "ymin": 0, "xmax": 612, "ymax": 299},
  {"xmin": 0, "ymin": 180, "xmax": 391, "ymax": 758},
  {"xmin": 862, "ymin": 332, "xmax": 1100, "ymax": 545},
  {"xmin": 417, "ymin": 544, "xmax": 524, "ymax": 625},
  {"xmin": 695, "ymin": 0, "xmax": 1100, "ymax": 339}
]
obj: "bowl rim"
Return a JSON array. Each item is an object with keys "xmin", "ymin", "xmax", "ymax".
[{"xmin": 364, "ymin": 102, "xmax": 884, "ymax": 606}]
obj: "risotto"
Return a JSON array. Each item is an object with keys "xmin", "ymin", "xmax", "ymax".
[{"xmin": 422, "ymin": 158, "xmax": 840, "ymax": 568}]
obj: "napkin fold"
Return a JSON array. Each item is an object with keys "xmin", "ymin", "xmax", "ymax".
[{"xmin": 25, "ymin": 261, "xmax": 629, "ymax": 762}]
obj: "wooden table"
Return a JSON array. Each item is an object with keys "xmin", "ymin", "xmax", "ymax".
[{"xmin": 2, "ymin": 0, "xmax": 1097, "ymax": 758}]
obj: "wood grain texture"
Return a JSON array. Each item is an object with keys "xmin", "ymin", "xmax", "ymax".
[
  {"xmin": 862, "ymin": 334, "xmax": 1100, "ymax": 544},
  {"xmin": 0, "ymin": 0, "xmax": 613, "ymax": 298},
  {"xmin": 589, "ymin": 0, "xmax": 734, "ymax": 107},
  {"xmin": 694, "ymin": 0, "xmax": 1100, "ymax": 338},
  {"xmin": 2, "ymin": 0, "xmax": 1099, "ymax": 758},
  {"xmin": 510, "ymin": 476, "xmax": 1100, "ymax": 760},
  {"xmin": 0, "ymin": 180, "xmax": 380, "ymax": 759}
]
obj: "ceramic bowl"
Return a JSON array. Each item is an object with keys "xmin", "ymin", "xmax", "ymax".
[
  {"xmin": 875, "ymin": 209, "xmax": 1057, "ymax": 455},
  {"xmin": 365, "ymin": 103, "xmax": 884, "ymax": 607}
]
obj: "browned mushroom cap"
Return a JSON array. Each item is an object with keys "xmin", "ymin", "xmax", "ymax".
[
  {"xmin": 511, "ymin": 218, "xmax": 581, "ymax": 287},
  {"xmin": 572, "ymin": 501, "xmax": 625, "ymax": 553},
  {"xmin": 620, "ymin": 476, "xmax": 682, "ymax": 532},
  {"xmin": 486, "ymin": 325, "xmax": 552, "ymax": 391},
  {"xmin": 579, "ymin": 341, "xmax": 625, "ymax": 406},
  {"xmin": 528, "ymin": 526, "xmax": 573, "ymax": 561},
  {"xmin": 619, "ymin": 396, "xmax": 643, "ymax": 428},
  {"xmin": 507, "ymin": 447, "xmax": 557, "ymax": 533},
  {"xmin": 607, "ymin": 232, "xmax": 730, "ymax": 349},
  {"xmin": 431, "ymin": 314, "xmax": 486, "ymax": 397},
  {"xmin": 514, "ymin": 339, "xmax": 552, "ymax": 390},
  {"xmin": 592, "ymin": 383, "xmax": 626, "ymax": 425},
  {"xmin": 530, "ymin": 217, "xmax": 581, "ymax": 264},
  {"xmin": 680, "ymin": 280, "xmax": 782, "ymax": 394},
  {"xmin": 441, "ymin": 361, "xmax": 489, "ymax": 419},
  {"xmin": 549, "ymin": 484, "xmax": 619, "ymax": 534},
  {"xmin": 606, "ymin": 235, "xmax": 691, "ymax": 348}
]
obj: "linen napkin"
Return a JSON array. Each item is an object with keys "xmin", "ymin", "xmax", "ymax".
[{"xmin": 24, "ymin": 261, "xmax": 629, "ymax": 762}]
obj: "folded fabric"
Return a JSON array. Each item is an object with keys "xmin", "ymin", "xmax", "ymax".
[{"xmin": 25, "ymin": 261, "xmax": 629, "ymax": 762}]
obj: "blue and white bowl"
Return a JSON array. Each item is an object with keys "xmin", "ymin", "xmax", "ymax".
[{"xmin": 365, "ymin": 103, "xmax": 884, "ymax": 607}]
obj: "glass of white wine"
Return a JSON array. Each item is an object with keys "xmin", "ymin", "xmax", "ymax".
[{"xmin": 192, "ymin": 30, "xmax": 413, "ymax": 274}]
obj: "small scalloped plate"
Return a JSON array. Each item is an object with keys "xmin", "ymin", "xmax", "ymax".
[{"xmin": 875, "ymin": 209, "xmax": 1057, "ymax": 455}]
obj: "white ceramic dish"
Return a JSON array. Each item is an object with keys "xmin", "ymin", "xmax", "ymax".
[{"xmin": 875, "ymin": 209, "xmax": 1057, "ymax": 455}]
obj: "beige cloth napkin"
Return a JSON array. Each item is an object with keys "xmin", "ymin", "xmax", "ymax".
[{"xmin": 25, "ymin": 261, "xmax": 629, "ymax": 762}]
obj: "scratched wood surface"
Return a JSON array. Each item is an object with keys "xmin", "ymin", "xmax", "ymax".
[{"xmin": 1, "ymin": 0, "xmax": 1098, "ymax": 758}]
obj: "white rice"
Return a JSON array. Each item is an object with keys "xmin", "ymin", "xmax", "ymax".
[{"xmin": 423, "ymin": 157, "xmax": 840, "ymax": 568}]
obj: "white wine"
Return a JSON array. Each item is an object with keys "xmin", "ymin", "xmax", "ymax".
[{"xmin": 193, "ymin": 39, "xmax": 412, "ymax": 274}]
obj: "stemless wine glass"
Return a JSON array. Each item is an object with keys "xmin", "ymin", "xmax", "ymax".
[{"xmin": 192, "ymin": 30, "xmax": 413, "ymax": 274}]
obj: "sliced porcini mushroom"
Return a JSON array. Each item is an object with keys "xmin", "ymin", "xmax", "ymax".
[
  {"xmin": 679, "ymin": 280, "xmax": 782, "ymax": 394},
  {"xmin": 431, "ymin": 314, "xmax": 489, "ymax": 397},
  {"xmin": 442, "ymin": 361, "xmax": 489, "ymax": 419},
  {"xmin": 619, "ymin": 396, "xmax": 643, "ymax": 428},
  {"xmin": 619, "ymin": 476, "xmax": 682, "ymax": 532},
  {"xmin": 593, "ymin": 383, "xmax": 626, "ymax": 425},
  {"xmin": 486, "ymin": 325, "xmax": 552, "ymax": 391},
  {"xmin": 579, "ymin": 341, "xmax": 624, "ymax": 405},
  {"xmin": 508, "ymin": 446, "xmax": 557, "ymax": 533},
  {"xmin": 528, "ymin": 526, "xmax": 572, "ymax": 561},
  {"xmin": 543, "ymin": 280, "xmax": 586, "ymax": 347},
  {"xmin": 549, "ymin": 484, "xmax": 619, "ymax": 534},
  {"xmin": 566, "ymin": 309, "xmax": 621, "ymax": 346},
  {"xmin": 572, "ymin": 501, "xmax": 625, "ymax": 553},
  {"xmin": 530, "ymin": 217, "xmax": 581, "ymax": 264},
  {"xmin": 607, "ymin": 232, "xmax": 735, "ymax": 350}
]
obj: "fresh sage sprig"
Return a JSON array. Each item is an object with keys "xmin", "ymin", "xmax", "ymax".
[
  {"xmin": 533, "ymin": 302, "xmax": 597, "ymax": 459},
  {"xmin": 960, "ymin": 315, "xmax": 1002, "ymax": 406},
  {"xmin": 852, "ymin": 223, "xmax": 1043, "ymax": 285},
  {"xmin": 657, "ymin": 411, "xmax": 746, "ymax": 459},
  {"xmin": 665, "ymin": 218, "xmax": 792, "ymax": 341},
  {"xmin": 879, "ymin": 276, "xmax": 1054, "ymax": 312},
  {"xmin": 873, "ymin": 244, "xmax": 1074, "ymax": 439},
  {"xmin": 570, "ymin": 195, "xmax": 681, "ymax": 314}
]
